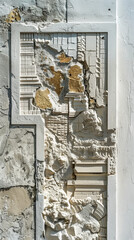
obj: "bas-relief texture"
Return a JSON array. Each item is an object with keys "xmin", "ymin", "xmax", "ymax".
[
  {"xmin": 0, "ymin": 1, "xmax": 66, "ymax": 239},
  {"xmin": 19, "ymin": 32, "xmax": 116, "ymax": 240},
  {"xmin": 0, "ymin": 0, "xmax": 117, "ymax": 239}
]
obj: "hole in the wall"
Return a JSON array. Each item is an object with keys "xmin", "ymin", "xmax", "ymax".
[{"xmin": 108, "ymin": 8, "xmax": 111, "ymax": 11}]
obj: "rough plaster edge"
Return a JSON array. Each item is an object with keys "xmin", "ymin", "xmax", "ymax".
[
  {"xmin": 11, "ymin": 24, "xmax": 45, "ymax": 240},
  {"xmin": 11, "ymin": 22, "xmax": 116, "ymax": 240}
]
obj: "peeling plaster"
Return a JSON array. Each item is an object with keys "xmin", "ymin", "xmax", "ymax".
[{"xmin": 0, "ymin": 0, "xmax": 120, "ymax": 239}]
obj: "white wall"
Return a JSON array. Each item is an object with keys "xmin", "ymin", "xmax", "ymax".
[
  {"xmin": 68, "ymin": 1, "xmax": 134, "ymax": 238},
  {"xmin": 117, "ymin": 0, "xmax": 134, "ymax": 239}
]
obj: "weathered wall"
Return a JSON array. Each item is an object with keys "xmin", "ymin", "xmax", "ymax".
[
  {"xmin": 0, "ymin": 0, "xmax": 133, "ymax": 239},
  {"xmin": 0, "ymin": 2, "xmax": 66, "ymax": 239},
  {"xmin": 117, "ymin": 0, "xmax": 134, "ymax": 239}
]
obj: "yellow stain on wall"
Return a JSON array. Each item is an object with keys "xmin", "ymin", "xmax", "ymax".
[
  {"xmin": 57, "ymin": 52, "xmax": 72, "ymax": 63},
  {"xmin": 6, "ymin": 8, "xmax": 21, "ymax": 23},
  {"xmin": 35, "ymin": 88, "xmax": 52, "ymax": 110},
  {"xmin": 68, "ymin": 65, "xmax": 84, "ymax": 93},
  {"xmin": 46, "ymin": 66, "xmax": 64, "ymax": 96}
]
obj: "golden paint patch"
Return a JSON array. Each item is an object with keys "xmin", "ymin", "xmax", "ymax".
[
  {"xmin": 57, "ymin": 52, "xmax": 72, "ymax": 63},
  {"xmin": 35, "ymin": 88, "xmax": 52, "ymax": 109},
  {"xmin": 90, "ymin": 98, "xmax": 96, "ymax": 108},
  {"xmin": 68, "ymin": 65, "xmax": 84, "ymax": 93},
  {"xmin": 6, "ymin": 8, "xmax": 21, "ymax": 23},
  {"xmin": 46, "ymin": 66, "xmax": 64, "ymax": 96}
]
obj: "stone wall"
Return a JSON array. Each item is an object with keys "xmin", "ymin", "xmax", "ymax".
[{"xmin": 0, "ymin": 0, "xmax": 133, "ymax": 239}]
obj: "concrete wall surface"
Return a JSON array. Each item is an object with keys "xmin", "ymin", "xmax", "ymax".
[
  {"xmin": 0, "ymin": 0, "xmax": 133, "ymax": 239},
  {"xmin": 117, "ymin": 0, "xmax": 134, "ymax": 239}
]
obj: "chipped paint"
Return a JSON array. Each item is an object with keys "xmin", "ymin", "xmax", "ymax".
[
  {"xmin": 46, "ymin": 66, "xmax": 64, "ymax": 96},
  {"xmin": 6, "ymin": 8, "xmax": 21, "ymax": 23},
  {"xmin": 90, "ymin": 98, "xmax": 96, "ymax": 108},
  {"xmin": 68, "ymin": 64, "xmax": 84, "ymax": 93},
  {"xmin": 57, "ymin": 52, "xmax": 72, "ymax": 63},
  {"xmin": 35, "ymin": 88, "xmax": 52, "ymax": 109}
]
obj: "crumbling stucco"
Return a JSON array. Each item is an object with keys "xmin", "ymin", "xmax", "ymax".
[
  {"xmin": 0, "ymin": 0, "xmax": 66, "ymax": 23},
  {"xmin": 0, "ymin": 0, "xmax": 120, "ymax": 239},
  {"xmin": 18, "ymin": 31, "xmax": 116, "ymax": 239},
  {"xmin": 0, "ymin": 127, "xmax": 35, "ymax": 188},
  {"xmin": 0, "ymin": 186, "xmax": 34, "ymax": 240},
  {"xmin": 0, "ymin": 28, "xmax": 35, "ymax": 238},
  {"xmin": 0, "ymin": 1, "xmax": 67, "ymax": 238}
]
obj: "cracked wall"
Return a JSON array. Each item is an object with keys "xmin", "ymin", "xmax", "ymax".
[
  {"xmin": 0, "ymin": 1, "xmax": 69, "ymax": 236},
  {"xmin": 0, "ymin": 85, "xmax": 35, "ymax": 240},
  {"xmin": 18, "ymin": 31, "xmax": 116, "ymax": 240},
  {"xmin": 2, "ymin": 0, "xmax": 134, "ymax": 240},
  {"xmin": 0, "ymin": 20, "xmax": 36, "ymax": 238}
]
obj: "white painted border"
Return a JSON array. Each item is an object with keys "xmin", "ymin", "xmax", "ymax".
[
  {"xmin": 11, "ymin": 22, "xmax": 116, "ymax": 240},
  {"xmin": 11, "ymin": 24, "xmax": 45, "ymax": 240}
]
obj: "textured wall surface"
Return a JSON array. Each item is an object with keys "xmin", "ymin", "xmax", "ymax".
[
  {"xmin": 117, "ymin": 0, "xmax": 134, "ymax": 239},
  {"xmin": 0, "ymin": 0, "xmax": 133, "ymax": 239}
]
